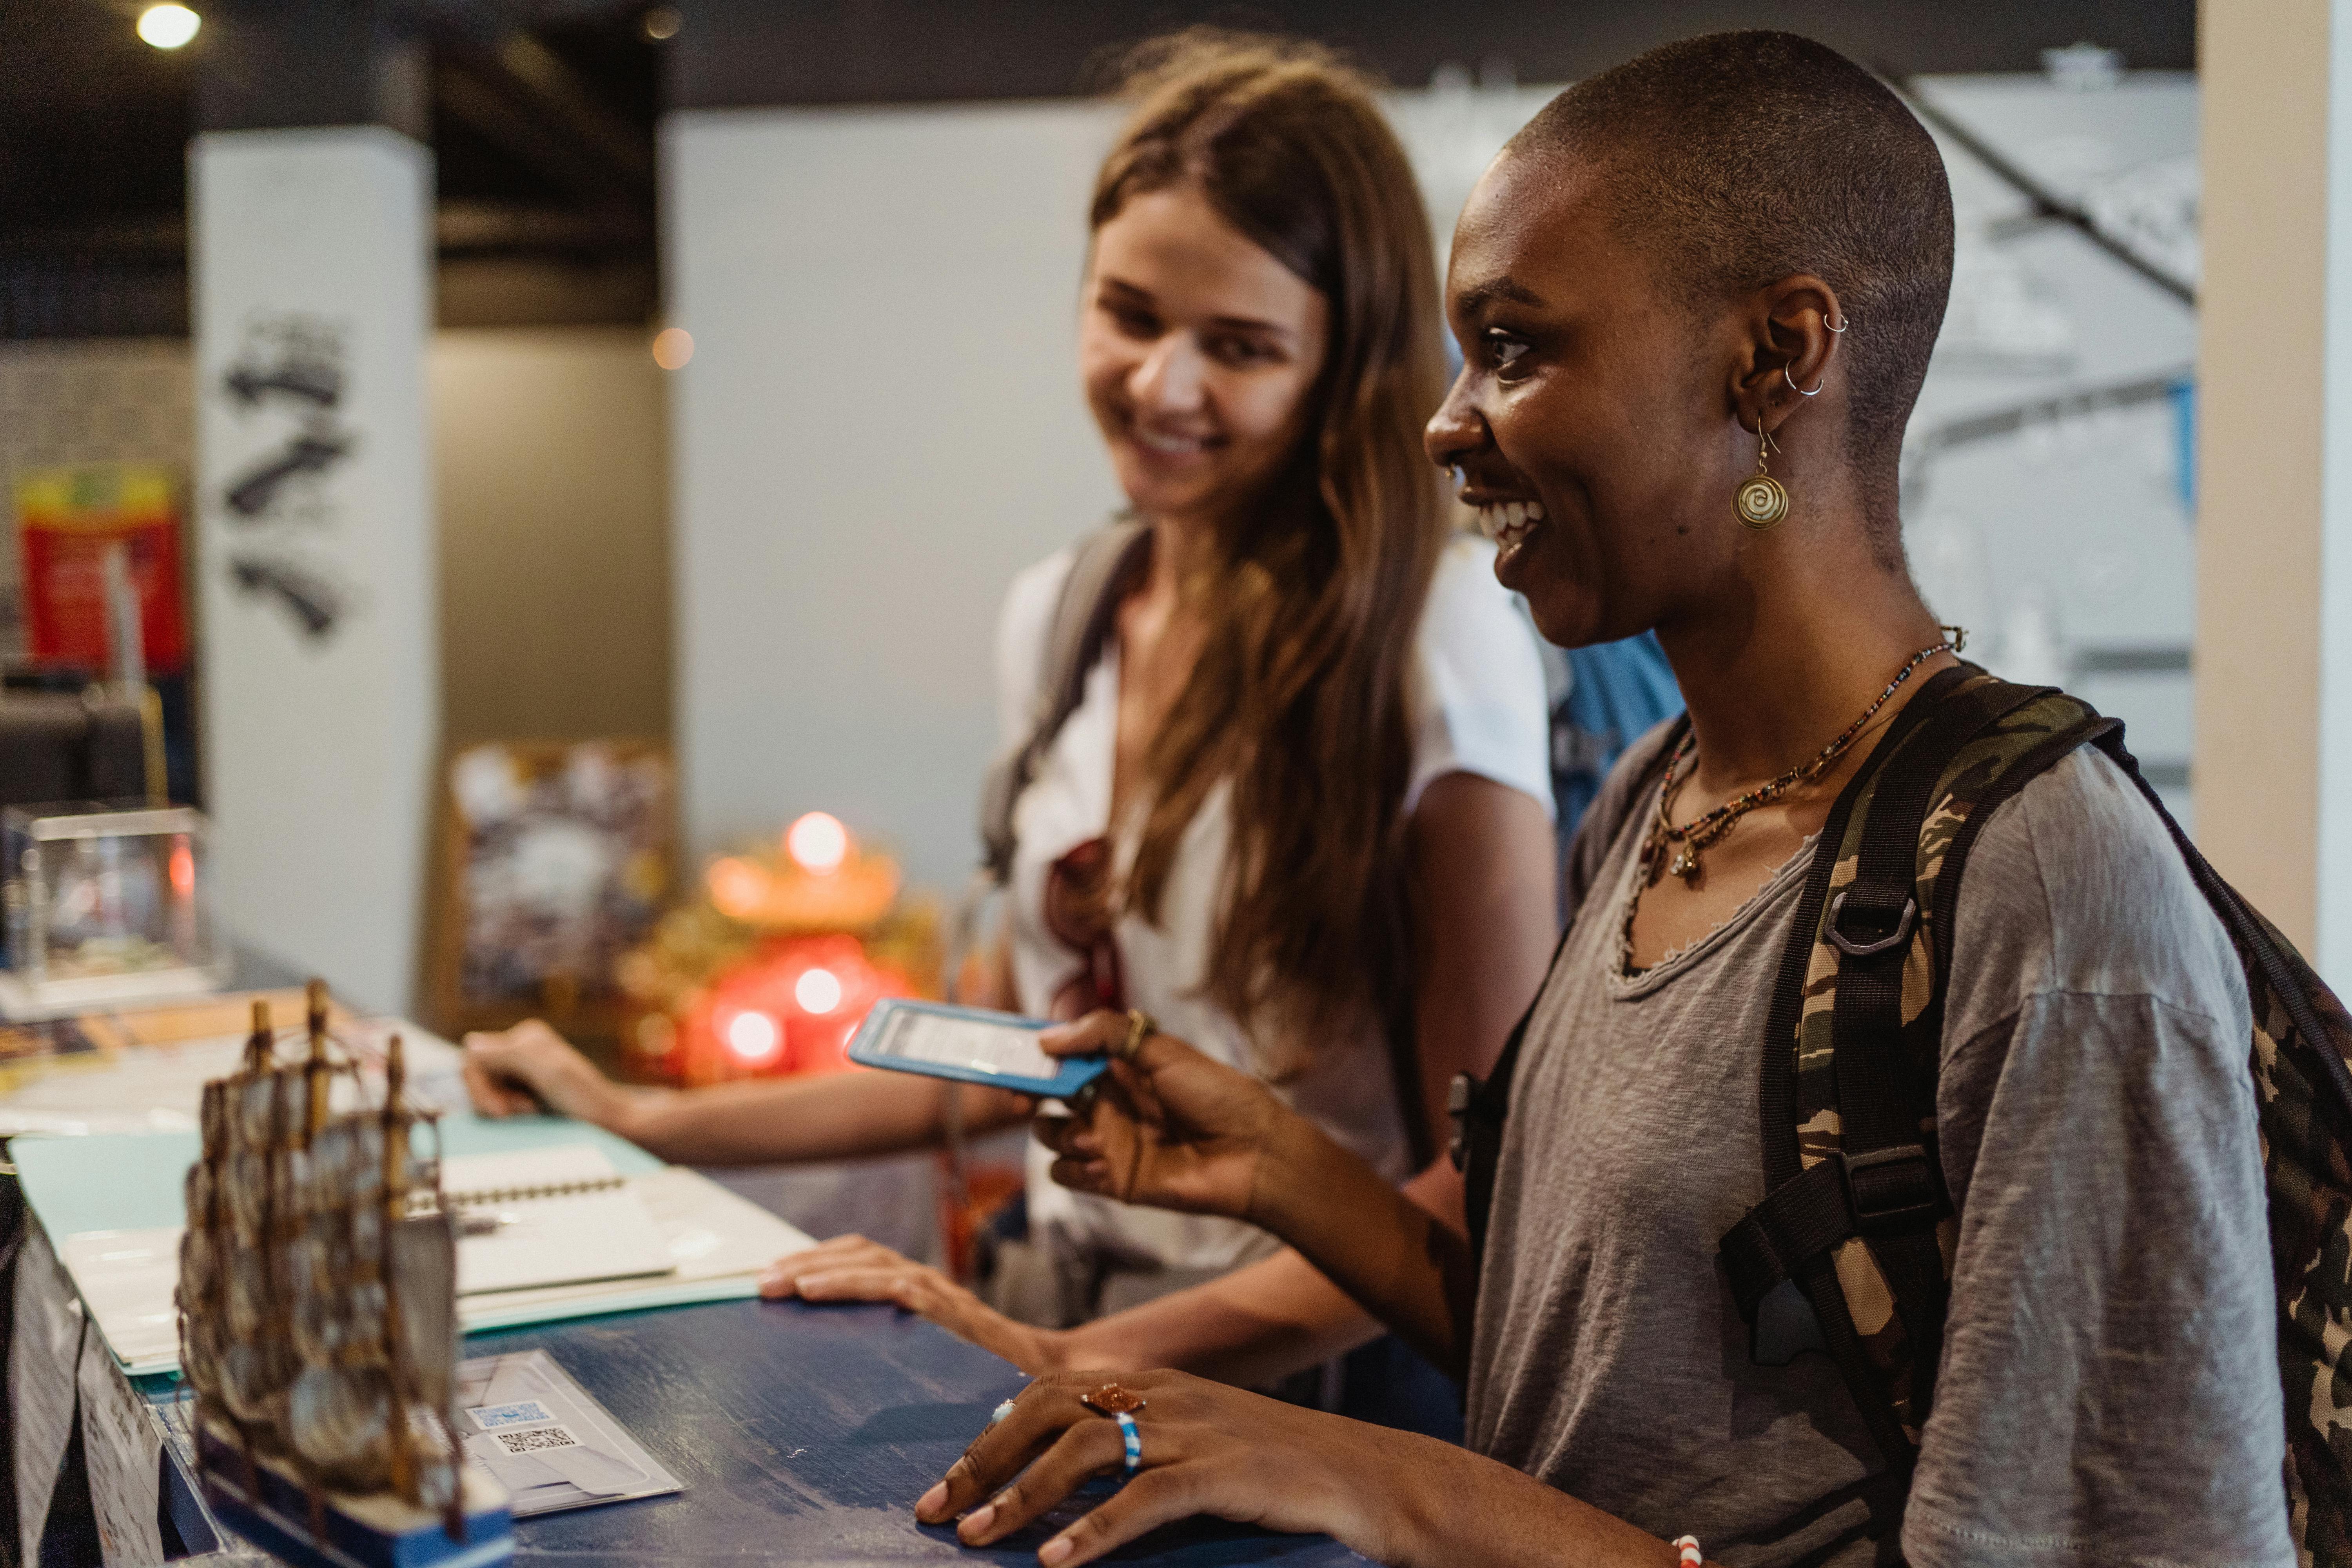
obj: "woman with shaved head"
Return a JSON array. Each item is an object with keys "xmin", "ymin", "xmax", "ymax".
[{"xmin": 916, "ymin": 31, "xmax": 2292, "ymax": 1568}]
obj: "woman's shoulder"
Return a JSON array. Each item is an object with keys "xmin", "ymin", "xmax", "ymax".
[
  {"xmin": 1417, "ymin": 533, "xmax": 1519, "ymax": 642},
  {"xmin": 1404, "ymin": 533, "xmax": 1554, "ymax": 815},
  {"xmin": 993, "ymin": 544, "xmax": 1081, "ymax": 746},
  {"xmin": 1942, "ymin": 745, "xmax": 2249, "ymax": 1048},
  {"xmin": 1000, "ymin": 545, "xmax": 1080, "ymax": 643}
]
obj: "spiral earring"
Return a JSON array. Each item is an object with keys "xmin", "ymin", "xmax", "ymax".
[{"xmin": 1735, "ymin": 418, "xmax": 1789, "ymax": 530}]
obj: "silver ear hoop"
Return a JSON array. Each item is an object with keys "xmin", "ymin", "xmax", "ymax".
[
  {"xmin": 1824, "ymin": 314, "xmax": 1850, "ymax": 334},
  {"xmin": 1785, "ymin": 365, "xmax": 1825, "ymax": 397}
]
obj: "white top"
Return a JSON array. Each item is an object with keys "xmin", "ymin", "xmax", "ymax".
[{"xmin": 995, "ymin": 532, "xmax": 1554, "ymax": 1277}]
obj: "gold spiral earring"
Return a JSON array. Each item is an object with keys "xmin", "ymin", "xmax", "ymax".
[{"xmin": 1735, "ymin": 418, "xmax": 1789, "ymax": 530}]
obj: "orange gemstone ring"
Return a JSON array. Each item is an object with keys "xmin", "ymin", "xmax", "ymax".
[{"xmin": 1080, "ymin": 1382, "xmax": 1147, "ymax": 1415}]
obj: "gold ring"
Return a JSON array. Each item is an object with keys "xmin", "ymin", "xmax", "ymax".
[{"xmin": 1119, "ymin": 1009, "xmax": 1156, "ymax": 1061}]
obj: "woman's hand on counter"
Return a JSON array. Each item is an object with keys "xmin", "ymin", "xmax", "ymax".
[
  {"xmin": 918, "ymin": 1368, "xmax": 1698, "ymax": 1568},
  {"xmin": 461, "ymin": 1019, "xmax": 649, "ymax": 1131},
  {"xmin": 1033, "ymin": 1011, "xmax": 1302, "ymax": 1224},
  {"xmin": 759, "ymin": 1234, "xmax": 1067, "ymax": 1375},
  {"xmin": 915, "ymin": 1369, "xmax": 1408, "ymax": 1566}
]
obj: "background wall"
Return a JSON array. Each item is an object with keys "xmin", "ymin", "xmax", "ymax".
[
  {"xmin": 665, "ymin": 100, "xmax": 1127, "ymax": 888},
  {"xmin": 431, "ymin": 327, "xmax": 671, "ymax": 747}
]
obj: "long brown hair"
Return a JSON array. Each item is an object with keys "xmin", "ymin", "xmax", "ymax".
[{"xmin": 1093, "ymin": 31, "xmax": 1447, "ymax": 1060}]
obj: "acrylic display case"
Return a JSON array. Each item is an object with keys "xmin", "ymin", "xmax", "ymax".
[{"xmin": 2, "ymin": 802, "xmax": 226, "ymax": 1015}]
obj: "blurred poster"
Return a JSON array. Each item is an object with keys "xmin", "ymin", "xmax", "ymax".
[{"xmin": 13, "ymin": 464, "xmax": 190, "ymax": 673}]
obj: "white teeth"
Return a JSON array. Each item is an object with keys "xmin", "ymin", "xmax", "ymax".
[
  {"xmin": 1474, "ymin": 500, "xmax": 1543, "ymax": 551},
  {"xmin": 1136, "ymin": 428, "xmax": 1207, "ymax": 455}
]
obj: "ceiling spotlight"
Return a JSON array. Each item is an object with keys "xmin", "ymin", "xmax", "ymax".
[
  {"xmin": 137, "ymin": 4, "xmax": 201, "ymax": 49},
  {"xmin": 652, "ymin": 326, "xmax": 693, "ymax": 370},
  {"xmin": 642, "ymin": 6, "xmax": 682, "ymax": 42}
]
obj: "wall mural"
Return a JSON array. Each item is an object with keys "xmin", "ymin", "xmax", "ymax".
[{"xmin": 214, "ymin": 312, "xmax": 356, "ymax": 639}]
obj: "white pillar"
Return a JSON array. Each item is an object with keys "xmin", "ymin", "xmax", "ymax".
[
  {"xmin": 2197, "ymin": 0, "xmax": 2352, "ymax": 983},
  {"xmin": 191, "ymin": 126, "xmax": 438, "ymax": 1013}
]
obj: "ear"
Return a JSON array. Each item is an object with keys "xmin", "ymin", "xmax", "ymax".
[{"xmin": 1730, "ymin": 275, "xmax": 1848, "ymax": 441}]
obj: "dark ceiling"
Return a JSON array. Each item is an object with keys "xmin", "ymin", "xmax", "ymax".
[
  {"xmin": 0, "ymin": 0, "xmax": 2196, "ymax": 340},
  {"xmin": 2, "ymin": 0, "xmax": 664, "ymax": 336}
]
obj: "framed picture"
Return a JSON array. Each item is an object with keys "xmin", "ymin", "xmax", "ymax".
[{"xmin": 424, "ymin": 739, "xmax": 675, "ymax": 1047}]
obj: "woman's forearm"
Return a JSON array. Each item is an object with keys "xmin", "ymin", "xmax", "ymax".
[
  {"xmin": 1048, "ymin": 1159, "xmax": 1470, "ymax": 1381},
  {"xmin": 1048, "ymin": 1245, "xmax": 1385, "ymax": 1383},
  {"xmin": 610, "ymin": 1071, "xmax": 1029, "ymax": 1166},
  {"xmin": 1244, "ymin": 1121, "xmax": 1479, "ymax": 1378},
  {"xmin": 1349, "ymin": 1425, "xmax": 1684, "ymax": 1568}
]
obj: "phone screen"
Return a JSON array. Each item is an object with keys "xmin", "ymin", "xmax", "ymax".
[{"xmin": 862, "ymin": 1004, "xmax": 1061, "ymax": 1082}]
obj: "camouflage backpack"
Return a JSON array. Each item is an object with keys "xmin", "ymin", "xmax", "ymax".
[{"xmin": 1455, "ymin": 664, "xmax": 2352, "ymax": 1564}]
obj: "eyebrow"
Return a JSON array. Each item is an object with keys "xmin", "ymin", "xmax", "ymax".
[
  {"xmin": 1454, "ymin": 276, "xmax": 1546, "ymax": 313},
  {"xmin": 1094, "ymin": 276, "xmax": 1300, "ymax": 342}
]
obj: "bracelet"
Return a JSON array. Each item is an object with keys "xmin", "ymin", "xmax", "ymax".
[{"xmin": 1672, "ymin": 1537, "xmax": 1702, "ymax": 1567}]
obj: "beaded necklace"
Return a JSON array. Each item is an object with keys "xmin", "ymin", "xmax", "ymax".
[{"xmin": 1639, "ymin": 632, "xmax": 1963, "ymax": 888}]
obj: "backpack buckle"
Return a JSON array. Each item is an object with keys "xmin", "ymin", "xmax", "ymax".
[
  {"xmin": 1840, "ymin": 1143, "xmax": 1942, "ymax": 1234},
  {"xmin": 1827, "ymin": 891, "xmax": 1917, "ymax": 958}
]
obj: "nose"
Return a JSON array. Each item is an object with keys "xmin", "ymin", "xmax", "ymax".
[
  {"xmin": 1424, "ymin": 362, "xmax": 1487, "ymax": 471},
  {"xmin": 1131, "ymin": 332, "xmax": 1207, "ymax": 415}
]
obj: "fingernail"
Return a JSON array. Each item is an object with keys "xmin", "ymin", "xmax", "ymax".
[
  {"xmin": 959, "ymin": 1503, "xmax": 996, "ymax": 1537},
  {"xmin": 916, "ymin": 1483, "xmax": 946, "ymax": 1518},
  {"xmin": 1040, "ymin": 1537, "xmax": 1074, "ymax": 1565}
]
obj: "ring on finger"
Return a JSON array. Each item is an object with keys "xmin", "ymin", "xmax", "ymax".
[
  {"xmin": 1119, "ymin": 1009, "xmax": 1156, "ymax": 1062},
  {"xmin": 987, "ymin": 1398, "xmax": 1016, "ymax": 1428},
  {"xmin": 1080, "ymin": 1383, "xmax": 1148, "ymax": 1478}
]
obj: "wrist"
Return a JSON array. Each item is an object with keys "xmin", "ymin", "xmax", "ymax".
[
  {"xmin": 1244, "ymin": 1109, "xmax": 1346, "ymax": 1237},
  {"xmin": 1024, "ymin": 1325, "xmax": 1075, "ymax": 1375},
  {"xmin": 602, "ymin": 1084, "xmax": 672, "ymax": 1149}
]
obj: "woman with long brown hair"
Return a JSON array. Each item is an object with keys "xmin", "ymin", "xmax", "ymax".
[{"xmin": 464, "ymin": 31, "xmax": 1558, "ymax": 1362}]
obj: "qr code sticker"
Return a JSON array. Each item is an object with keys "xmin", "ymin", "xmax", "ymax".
[
  {"xmin": 494, "ymin": 1426, "xmax": 581, "ymax": 1455},
  {"xmin": 469, "ymin": 1401, "xmax": 556, "ymax": 1431}
]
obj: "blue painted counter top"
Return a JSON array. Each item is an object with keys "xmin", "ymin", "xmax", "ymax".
[{"xmin": 461, "ymin": 1297, "xmax": 1374, "ymax": 1566}]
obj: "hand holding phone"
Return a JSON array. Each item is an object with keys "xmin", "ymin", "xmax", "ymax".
[{"xmin": 846, "ymin": 1000, "xmax": 1109, "ymax": 1100}]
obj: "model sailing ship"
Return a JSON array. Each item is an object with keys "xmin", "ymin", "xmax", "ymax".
[{"xmin": 175, "ymin": 982, "xmax": 512, "ymax": 1568}]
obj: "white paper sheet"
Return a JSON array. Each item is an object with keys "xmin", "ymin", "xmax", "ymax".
[
  {"xmin": 454, "ymin": 1348, "xmax": 680, "ymax": 1515},
  {"xmin": 444, "ymin": 1145, "xmax": 674, "ymax": 1295},
  {"xmin": 62, "ymin": 1167, "xmax": 817, "ymax": 1375}
]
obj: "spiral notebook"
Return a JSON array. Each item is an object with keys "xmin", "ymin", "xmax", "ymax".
[{"xmin": 441, "ymin": 1145, "xmax": 675, "ymax": 1296}]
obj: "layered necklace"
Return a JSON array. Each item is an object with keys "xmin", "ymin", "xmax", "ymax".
[{"xmin": 1639, "ymin": 632, "xmax": 1963, "ymax": 888}]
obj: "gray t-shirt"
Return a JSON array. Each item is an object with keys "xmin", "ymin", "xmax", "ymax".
[{"xmin": 1466, "ymin": 726, "xmax": 2292, "ymax": 1567}]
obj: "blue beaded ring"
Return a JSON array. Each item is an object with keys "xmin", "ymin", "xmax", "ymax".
[
  {"xmin": 987, "ymin": 1398, "xmax": 1016, "ymax": 1427},
  {"xmin": 1113, "ymin": 1410, "xmax": 1142, "ymax": 1476}
]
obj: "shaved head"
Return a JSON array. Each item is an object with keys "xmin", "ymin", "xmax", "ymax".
[{"xmin": 1510, "ymin": 31, "xmax": 1955, "ymax": 521}]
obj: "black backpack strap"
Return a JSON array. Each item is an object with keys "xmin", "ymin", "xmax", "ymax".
[
  {"xmin": 1722, "ymin": 671, "xmax": 2117, "ymax": 1555},
  {"xmin": 975, "ymin": 519, "xmax": 1151, "ymax": 884}
]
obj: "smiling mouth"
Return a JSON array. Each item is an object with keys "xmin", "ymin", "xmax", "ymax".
[
  {"xmin": 1474, "ymin": 499, "xmax": 1545, "ymax": 552},
  {"xmin": 1132, "ymin": 426, "xmax": 1218, "ymax": 457}
]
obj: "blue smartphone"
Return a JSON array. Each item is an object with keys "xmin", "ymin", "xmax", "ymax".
[{"xmin": 846, "ymin": 999, "xmax": 1108, "ymax": 1100}]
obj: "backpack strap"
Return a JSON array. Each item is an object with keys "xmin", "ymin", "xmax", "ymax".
[
  {"xmin": 1457, "ymin": 719, "xmax": 1687, "ymax": 1267},
  {"xmin": 1721, "ymin": 670, "xmax": 2117, "ymax": 1553},
  {"xmin": 975, "ymin": 519, "xmax": 1152, "ymax": 885}
]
